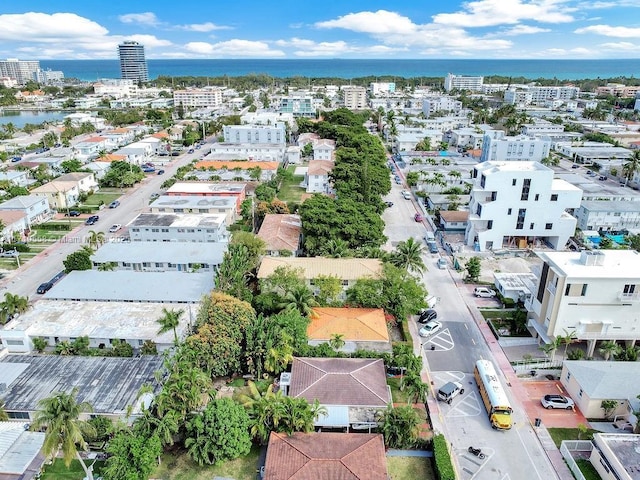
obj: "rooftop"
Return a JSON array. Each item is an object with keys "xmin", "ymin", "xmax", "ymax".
[
  {"xmin": 194, "ymin": 160, "xmax": 280, "ymax": 170},
  {"xmin": 593, "ymin": 433, "xmax": 640, "ymax": 479},
  {"xmin": 308, "ymin": 308, "xmax": 389, "ymax": 342},
  {"xmin": 439, "ymin": 210, "xmax": 469, "ymax": 222},
  {"xmin": 264, "ymin": 432, "xmax": 387, "ymax": 480},
  {"xmin": 3, "ymin": 300, "xmax": 195, "ymax": 344},
  {"xmin": 289, "ymin": 357, "xmax": 390, "ymax": 407},
  {"xmin": 43, "ymin": 271, "xmax": 213, "ymax": 303},
  {"xmin": 0, "ymin": 423, "xmax": 44, "ymax": 476},
  {"xmin": 308, "ymin": 160, "xmax": 334, "ymax": 176},
  {"xmin": 564, "ymin": 361, "xmax": 640, "ymax": 399},
  {"xmin": 476, "ymin": 161, "xmax": 551, "ymax": 173},
  {"xmin": 91, "ymin": 241, "xmax": 226, "ymax": 266},
  {"xmin": 128, "ymin": 212, "xmax": 226, "ymax": 229},
  {"xmin": 0, "ymin": 355, "xmax": 164, "ymax": 415},
  {"xmin": 0, "ymin": 195, "xmax": 45, "ymax": 210},
  {"xmin": 579, "ymin": 200, "xmax": 640, "ymax": 213},
  {"xmin": 257, "ymin": 214, "xmax": 301, "ymax": 252},
  {"xmin": 258, "ymin": 257, "xmax": 382, "ymax": 281},
  {"xmin": 166, "ymin": 181, "xmax": 246, "ymax": 195},
  {"xmin": 150, "ymin": 195, "xmax": 237, "ymax": 210},
  {"xmin": 538, "ymin": 250, "xmax": 640, "ymax": 278}
]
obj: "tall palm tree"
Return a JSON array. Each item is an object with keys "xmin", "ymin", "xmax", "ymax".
[
  {"xmin": 390, "ymin": 238, "xmax": 426, "ymax": 275},
  {"xmin": 0, "ymin": 292, "xmax": 29, "ymax": 323},
  {"xmin": 86, "ymin": 230, "xmax": 105, "ymax": 249},
  {"xmin": 598, "ymin": 341, "xmax": 621, "ymax": 361},
  {"xmin": 278, "ymin": 285, "xmax": 318, "ymax": 317},
  {"xmin": 157, "ymin": 307, "xmax": 184, "ymax": 344},
  {"xmin": 622, "ymin": 150, "xmax": 640, "ymax": 186},
  {"xmin": 31, "ymin": 389, "xmax": 96, "ymax": 480}
]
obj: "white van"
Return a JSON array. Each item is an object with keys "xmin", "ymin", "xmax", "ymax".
[
  {"xmin": 426, "ymin": 295, "xmax": 439, "ymax": 308},
  {"xmin": 424, "ymin": 232, "xmax": 435, "ymax": 242}
]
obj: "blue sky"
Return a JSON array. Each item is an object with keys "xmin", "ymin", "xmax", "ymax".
[{"xmin": 1, "ymin": 1, "xmax": 639, "ymax": 60}]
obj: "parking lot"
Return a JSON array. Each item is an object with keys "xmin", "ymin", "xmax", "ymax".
[{"xmin": 519, "ymin": 379, "xmax": 588, "ymax": 428}]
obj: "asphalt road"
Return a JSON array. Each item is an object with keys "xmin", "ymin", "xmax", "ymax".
[
  {"xmin": 385, "ymin": 162, "xmax": 559, "ymax": 480},
  {"xmin": 0, "ymin": 146, "xmax": 205, "ymax": 301}
]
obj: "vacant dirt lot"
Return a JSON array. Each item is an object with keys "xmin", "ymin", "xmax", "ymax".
[{"xmin": 454, "ymin": 252, "xmax": 542, "ymax": 283}]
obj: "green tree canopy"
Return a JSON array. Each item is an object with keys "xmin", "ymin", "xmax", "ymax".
[
  {"xmin": 63, "ymin": 248, "xmax": 93, "ymax": 273},
  {"xmin": 102, "ymin": 431, "xmax": 162, "ymax": 480}
]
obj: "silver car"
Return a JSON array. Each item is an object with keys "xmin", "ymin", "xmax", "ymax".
[{"xmin": 541, "ymin": 394, "xmax": 574, "ymax": 410}]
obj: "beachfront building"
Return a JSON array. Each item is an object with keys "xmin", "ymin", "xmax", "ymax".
[
  {"xmin": 0, "ymin": 59, "xmax": 40, "ymax": 84},
  {"xmin": 342, "ymin": 86, "xmax": 367, "ymax": 110},
  {"xmin": 173, "ymin": 87, "xmax": 223, "ymax": 108},
  {"xmin": 118, "ymin": 41, "xmax": 148, "ymax": 82},
  {"xmin": 444, "ymin": 73, "xmax": 483, "ymax": 92},
  {"xmin": 465, "ymin": 161, "xmax": 581, "ymax": 251},
  {"xmin": 480, "ymin": 131, "xmax": 551, "ymax": 163}
]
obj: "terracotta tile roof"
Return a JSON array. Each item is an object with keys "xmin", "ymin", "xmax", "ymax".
[
  {"xmin": 257, "ymin": 257, "xmax": 382, "ymax": 281},
  {"xmin": 152, "ymin": 132, "xmax": 170, "ymax": 138},
  {"xmin": 85, "ymin": 136, "xmax": 106, "ymax": 143},
  {"xmin": 308, "ymin": 159, "xmax": 334, "ymax": 176},
  {"xmin": 0, "ymin": 210, "xmax": 27, "ymax": 226},
  {"xmin": 109, "ymin": 128, "xmax": 130, "ymax": 134},
  {"xmin": 308, "ymin": 308, "xmax": 389, "ymax": 342},
  {"xmin": 289, "ymin": 357, "xmax": 390, "ymax": 407},
  {"xmin": 257, "ymin": 214, "xmax": 301, "ymax": 252},
  {"xmin": 195, "ymin": 160, "xmax": 280, "ymax": 171},
  {"xmin": 98, "ymin": 154, "xmax": 127, "ymax": 162},
  {"xmin": 264, "ymin": 432, "xmax": 387, "ymax": 480},
  {"xmin": 439, "ymin": 210, "xmax": 469, "ymax": 222}
]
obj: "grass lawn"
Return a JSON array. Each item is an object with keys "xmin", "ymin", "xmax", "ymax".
[
  {"xmin": 547, "ymin": 427, "xmax": 597, "ymax": 448},
  {"xmin": 41, "ymin": 459, "xmax": 105, "ymax": 480},
  {"xmin": 82, "ymin": 192, "xmax": 121, "ymax": 207},
  {"xmin": 277, "ymin": 166, "xmax": 306, "ymax": 204},
  {"xmin": 576, "ymin": 459, "xmax": 601, "ymax": 480},
  {"xmin": 152, "ymin": 444, "xmax": 261, "ymax": 480},
  {"xmin": 387, "ymin": 456, "xmax": 435, "ymax": 480},
  {"xmin": 387, "ymin": 377, "xmax": 410, "ymax": 404}
]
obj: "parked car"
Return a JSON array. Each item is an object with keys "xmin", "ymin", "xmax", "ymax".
[
  {"xmin": 36, "ymin": 282, "xmax": 54, "ymax": 294},
  {"xmin": 142, "ymin": 167, "xmax": 155, "ymax": 173},
  {"xmin": 395, "ymin": 177, "xmax": 402, "ymax": 185},
  {"xmin": 0, "ymin": 249, "xmax": 19, "ymax": 257},
  {"xmin": 171, "ymin": 152, "xmax": 180, "ymax": 156},
  {"xmin": 10, "ymin": 156, "xmax": 21, "ymax": 162},
  {"xmin": 417, "ymin": 309, "xmax": 437, "ymax": 324},
  {"xmin": 401, "ymin": 190, "xmax": 411, "ymax": 200},
  {"xmin": 571, "ymin": 164, "xmax": 580, "ymax": 169},
  {"xmin": 385, "ymin": 201, "xmax": 394, "ymax": 208},
  {"xmin": 474, "ymin": 286, "xmax": 496, "ymax": 298},
  {"xmin": 419, "ymin": 320, "xmax": 442, "ymax": 337},
  {"xmin": 437, "ymin": 381, "xmax": 464, "ymax": 404},
  {"xmin": 414, "ymin": 213, "xmax": 423, "ymax": 222},
  {"xmin": 598, "ymin": 175, "xmax": 607, "ymax": 181},
  {"xmin": 85, "ymin": 215, "xmax": 99, "ymax": 225},
  {"xmin": 437, "ymin": 257, "xmax": 448, "ymax": 269},
  {"xmin": 109, "ymin": 224, "xmax": 122, "ymax": 233},
  {"xmin": 108, "ymin": 200, "xmax": 120, "ymax": 209},
  {"xmin": 157, "ymin": 169, "xmax": 165, "ymax": 175},
  {"xmin": 150, "ymin": 193, "xmax": 161, "ymax": 200},
  {"xmin": 188, "ymin": 149, "xmax": 194, "ymax": 154},
  {"xmin": 541, "ymin": 394, "xmax": 574, "ymax": 410},
  {"xmin": 65, "ymin": 210, "xmax": 81, "ymax": 217}
]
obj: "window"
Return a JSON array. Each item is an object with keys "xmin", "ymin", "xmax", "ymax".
[
  {"xmin": 487, "ymin": 220, "xmax": 493, "ymax": 230},
  {"xmin": 516, "ymin": 208, "xmax": 526, "ymax": 230},
  {"xmin": 521, "ymin": 178, "xmax": 531, "ymax": 201},
  {"xmin": 566, "ymin": 371, "xmax": 571, "ymax": 381},
  {"xmin": 581, "ymin": 284, "xmax": 588, "ymax": 296},
  {"xmin": 623, "ymin": 284, "xmax": 637, "ymax": 294},
  {"xmin": 545, "ymin": 223, "xmax": 553, "ymax": 230},
  {"xmin": 341, "ymin": 280, "xmax": 349, "ymax": 286},
  {"xmin": 480, "ymin": 174, "xmax": 486, "ymax": 188},
  {"xmin": 507, "ymin": 208, "xmax": 512, "ymax": 215},
  {"xmin": 550, "ymin": 194, "xmax": 558, "ymax": 201},
  {"xmin": 7, "ymin": 411, "xmax": 29, "ymax": 420},
  {"xmin": 512, "ymin": 178, "xmax": 517, "ymax": 186},
  {"xmin": 530, "ymin": 223, "xmax": 535, "ymax": 229},
  {"xmin": 578, "ymin": 388, "xmax": 583, "ymax": 398},
  {"xmin": 534, "ymin": 194, "xmax": 539, "ymax": 201}
]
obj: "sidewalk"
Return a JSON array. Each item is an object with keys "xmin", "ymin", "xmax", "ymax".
[{"xmin": 453, "ymin": 273, "xmax": 574, "ymax": 480}]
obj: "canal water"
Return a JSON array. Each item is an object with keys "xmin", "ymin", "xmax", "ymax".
[{"xmin": 0, "ymin": 110, "xmax": 71, "ymax": 128}]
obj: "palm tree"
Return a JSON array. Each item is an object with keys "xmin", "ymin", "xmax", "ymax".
[
  {"xmin": 278, "ymin": 285, "xmax": 318, "ymax": 317},
  {"xmin": 598, "ymin": 341, "xmax": 621, "ymax": 361},
  {"xmin": 86, "ymin": 230, "xmax": 105, "ymax": 249},
  {"xmin": 97, "ymin": 261, "xmax": 117, "ymax": 271},
  {"xmin": 329, "ymin": 333, "xmax": 345, "ymax": 351},
  {"xmin": 321, "ymin": 238, "xmax": 350, "ymax": 258},
  {"xmin": 390, "ymin": 238, "xmax": 426, "ymax": 275},
  {"xmin": 31, "ymin": 389, "xmax": 96, "ymax": 480},
  {"xmin": 0, "ymin": 292, "xmax": 29, "ymax": 323},
  {"xmin": 0, "ymin": 399, "xmax": 8, "ymax": 421},
  {"xmin": 622, "ymin": 150, "xmax": 640, "ymax": 186},
  {"xmin": 265, "ymin": 333, "xmax": 294, "ymax": 375},
  {"xmin": 157, "ymin": 307, "xmax": 184, "ymax": 344},
  {"xmin": 539, "ymin": 336, "xmax": 562, "ymax": 361}
]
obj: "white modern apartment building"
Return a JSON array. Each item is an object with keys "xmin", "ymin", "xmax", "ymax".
[
  {"xmin": 465, "ymin": 161, "xmax": 582, "ymax": 251},
  {"xmin": 342, "ymin": 86, "xmax": 367, "ymax": 110},
  {"xmin": 422, "ymin": 96, "xmax": 463, "ymax": 117},
  {"xmin": 444, "ymin": 73, "xmax": 483, "ymax": 92},
  {"xmin": 93, "ymin": 79, "xmax": 138, "ymax": 98},
  {"xmin": 128, "ymin": 213, "xmax": 229, "ymax": 243},
  {"xmin": 118, "ymin": 41, "xmax": 148, "ymax": 82},
  {"xmin": 504, "ymin": 86, "xmax": 580, "ymax": 106},
  {"xmin": 223, "ymin": 123, "xmax": 286, "ymax": 145},
  {"xmin": 480, "ymin": 131, "xmax": 551, "ymax": 162},
  {"xmin": 369, "ymin": 82, "xmax": 395, "ymax": 95},
  {"xmin": 0, "ymin": 59, "xmax": 40, "ymax": 84},
  {"xmin": 574, "ymin": 200, "xmax": 640, "ymax": 232},
  {"xmin": 525, "ymin": 250, "xmax": 640, "ymax": 357},
  {"xmin": 173, "ymin": 87, "xmax": 223, "ymax": 108}
]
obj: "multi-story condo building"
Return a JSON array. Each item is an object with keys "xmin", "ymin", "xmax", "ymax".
[
  {"xmin": 33, "ymin": 68, "xmax": 64, "ymax": 84},
  {"xmin": 480, "ymin": 131, "xmax": 551, "ymax": 163},
  {"xmin": 422, "ymin": 96, "xmax": 463, "ymax": 117},
  {"xmin": 574, "ymin": 200, "xmax": 640, "ymax": 232},
  {"xmin": 444, "ymin": 73, "xmax": 483, "ymax": 92},
  {"xmin": 504, "ymin": 86, "xmax": 580, "ymax": 106},
  {"xmin": 0, "ymin": 59, "xmax": 40, "ymax": 84},
  {"xmin": 342, "ymin": 86, "xmax": 367, "ymax": 110},
  {"xmin": 173, "ymin": 87, "xmax": 223, "ymax": 108},
  {"xmin": 128, "ymin": 213, "xmax": 229, "ymax": 243},
  {"xmin": 278, "ymin": 95, "xmax": 316, "ymax": 118},
  {"xmin": 525, "ymin": 250, "xmax": 640, "ymax": 357},
  {"xmin": 369, "ymin": 82, "xmax": 395, "ymax": 95},
  {"xmin": 223, "ymin": 123, "xmax": 286, "ymax": 145},
  {"xmin": 465, "ymin": 161, "xmax": 582, "ymax": 251},
  {"xmin": 118, "ymin": 41, "xmax": 148, "ymax": 82}
]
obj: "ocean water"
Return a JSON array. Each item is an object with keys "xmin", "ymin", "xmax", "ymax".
[{"xmin": 39, "ymin": 59, "xmax": 640, "ymax": 82}]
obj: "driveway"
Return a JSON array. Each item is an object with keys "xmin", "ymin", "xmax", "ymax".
[{"xmin": 520, "ymin": 379, "xmax": 588, "ymax": 428}]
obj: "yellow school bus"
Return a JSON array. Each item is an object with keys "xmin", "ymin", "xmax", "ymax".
[{"xmin": 474, "ymin": 359, "xmax": 513, "ymax": 430}]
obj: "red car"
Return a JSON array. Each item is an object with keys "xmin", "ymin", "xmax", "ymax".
[{"xmin": 414, "ymin": 213, "xmax": 423, "ymax": 222}]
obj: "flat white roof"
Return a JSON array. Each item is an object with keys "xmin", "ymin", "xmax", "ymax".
[
  {"xmin": 43, "ymin": 271, "xmax": 214, "ymax": 303},
  {"xmin": 477, "ymin": 161, "xmax": 550, "ymax": 173},
  {"xmin": 91, "ymin": 241, "xmax": 226, "ymax": 265},
  {"xmin": 150, "ymin": 195, "xmax": 237, "ymax": 210},
  {"xmin": 538, "ymin": 250, "xmax": 640, "ymax": 278},
  {"xmin": 129, "ymin": 212, "xmax": 226, "ymax": 229},
  {"xmin": 166, "ymin": 182, "xmax": 246, "ymax": 195},
  {"xmin": 4, "ymin": 300, "xmax": 195, "ymax": 343}
]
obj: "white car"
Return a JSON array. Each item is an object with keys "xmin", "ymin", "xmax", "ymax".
[
  {"xmin": 541, "ymin": 394, "xmax": 575, "ymax": 410},
  {"xmin": 109, "ymin": 224, "xmax": 122, "ymax": 233},
  {"xmin": 474, "ymin": 287, "xmax": 496, "ymax": 298},
  {"xmin": 401, "ymin": 190, "xmax": 411, "ymax": 200},
  {"xmin": 419, "ymin": 320, "xmax": 442, "ymax": 337}
]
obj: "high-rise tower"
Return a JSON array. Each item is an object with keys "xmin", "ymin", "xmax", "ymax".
[{"xmin": 118, "ymin": 41, "xmax": 148, "ymax": 82}]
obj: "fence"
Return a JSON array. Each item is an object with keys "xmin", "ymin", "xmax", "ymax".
[
  {"xmin": 560, "ymin": 440, "xmax": 593, "ymax": 480},
  {"xmin": 511, "ymin": 358, "xmax": 562, "ymax": 374}
]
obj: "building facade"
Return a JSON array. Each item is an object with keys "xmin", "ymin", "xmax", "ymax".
[
  {"xmin": 526, "ymin": 250, "xmax": 640, "ymax": 357},
  {"xmin": 444, "ymin": 73, "xmax": 483, "ymax": 92},
  {"xmin": 223, "ymin": 123, "xmax": 286, "ymax": 144},
  {"xmin": 128, "ymin": 212, "xmax": 229, "ymax": 243},
  {"xmin": 480, "ymin": 131, "xmax": 551, "ymax": 162},
  {"xmin": 118, "ymin": 41, "xmax": 148, "ymax": 82},
  {"xmin": 173, "ymin": 88, "xmax": 223, "ymax": 108},
  {"xmin": 465, "ymin": 161, "xmax": 582, "ymax": 251},
  {"xmin": 342, "ymin": 86, "xmax": 367, "ymax": 110},
  {"xmin": 0, "ymin": 59, "xmax": 40, "ymax": 84}
]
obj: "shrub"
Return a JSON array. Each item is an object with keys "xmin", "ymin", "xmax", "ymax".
[
  {"xmin": 432, "ymin": 433, "xmax": 455, "ymax": 480},
  {"xmin": 38, "ymin": 223, "xmax": 72, "ymax": 231},
  {"xmin": 2, "ymin": 242, "xmax": 31, "ymax": 252}
]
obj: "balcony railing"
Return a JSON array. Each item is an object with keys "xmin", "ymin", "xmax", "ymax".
[{"xmin": 618, "ymin": 291, "xmax": 640, "ymax": 302}]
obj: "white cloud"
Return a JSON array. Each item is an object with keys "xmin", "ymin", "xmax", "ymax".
[
  {"xmin": 574, "ymin": 24, "xmax": 640, "ymax": 37},
  {"xmin": 501, "ymin": 25, "xmax": 551, "ymax": 35},
  {"xmin": 432, "ymin": 0, "xmax": 575, "ymax": 27},
  {"xmin": 315, "ymin": 10, "xmax": 416, "ymax": 34},
  {"xmin": 124, "ymin": 35, "xmax": 173, "ymax": 48},
  {"xmin": 184, "ymin": 39, "xmax": 285, "ymax": 57},
  {"xmin": 599, "ymin": 41, "xmax": 638, "ymax": 50},
  {"xmin": 118, "ymin": 12, "xmax": 159, "ymax": 26},
  {"xmin": 177, "ymin": 22, "xmax": 231, "ymax": 32},
  {"xmin": 0, "ymin": 12, "xmax": 109, "ymax": 41}
]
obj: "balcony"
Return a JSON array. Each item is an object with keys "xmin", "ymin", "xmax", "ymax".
[{"xmin": 618, "ymin": 291, "xmax": 640, "ymax": 302}]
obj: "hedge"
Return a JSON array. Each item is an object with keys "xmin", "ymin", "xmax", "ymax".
[
  {"xmin": 38, "ymin": 223, "xmax": 72, "ymax": 231},
  {"xmin": 1, "ymin": 242, "xmax": 31, "ymax": 252},
  {"xmin": 432, "ymin": 433, "xmax": 455, "ymax": 480}
]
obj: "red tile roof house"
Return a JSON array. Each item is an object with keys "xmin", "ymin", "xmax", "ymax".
[
  {"xmin": 263, "ymin": 431, "xmax": 388, "ymax": 480},
  {"xmin": 285, "ymin": 357, "xmax": 391, "ymax": 430}
]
